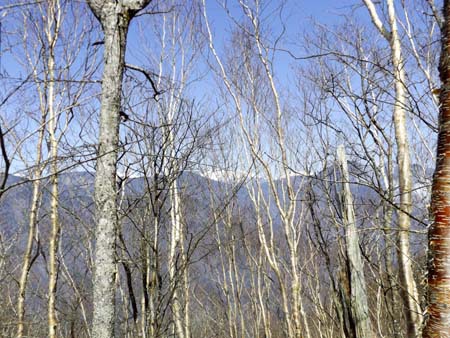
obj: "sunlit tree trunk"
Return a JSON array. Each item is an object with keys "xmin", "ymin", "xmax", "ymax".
[
  {"xmin": 386, "ymin": 2, "xmax": 421, "ymax": 334},
  {"xmin": 46, "ymin": 1, "xmax": 62, "ymax": 336},
  {"xmin": 87, "ymin": 1, "xmax": 151, "ymax": 337},
  {"xmin": 164, "ymin": 91, "xmax": 187, "ymax": 338},
  {"xmin": 202, "ymin": 1, "xmax": 308, "ymax": 336},
  {"xmin": 362, "ymin": 1, "xmax": 421, "ymax": 336},
  {"xmin": 423, "ymin": 1, "xmax": 450, "ymax": 336},
  {"xmin": 167, "ymin": 172, "xmax": 185, "ymax": 338},
  {"xmin": 16, "ymin": 4, "xmax": 56, "ymax": 335},
  {"xmin": 16, "ymin": 102, "xmax": 46, "ymax": 338}
]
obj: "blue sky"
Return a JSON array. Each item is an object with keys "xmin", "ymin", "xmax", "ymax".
[{"xmin": 0, "ymin": 0, "xmax": 435, "ymax": 176}]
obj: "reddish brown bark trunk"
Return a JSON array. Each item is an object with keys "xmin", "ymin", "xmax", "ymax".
[{"xmin": 424, "ymin": 1, "xmax": 450, "ymax": 336}]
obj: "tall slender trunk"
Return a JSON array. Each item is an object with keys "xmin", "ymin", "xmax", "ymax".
[
  {"xmin": 140, "ymin": 224, "xmax": 149, "ymax": 338},
  {"xmin": 16, "ymin": 4, "xmax": 56, "ymax": 333},
  {"xmin": 46, "ymin": 1, "xmax": 62, "ymax": 336},
  {"xmin": 423, "ymin": 1, "xmax": 450, "ymax": 336},
  {"xmin": 149, "ymin": 213, "xmax": 160, "ymax": 337},
  {"xmin": 168, "ymin": 174, "xmax": 185, "ymax": 338},
  {"xmin": 380, "ymin": 145, "xmax": 402, "ymax": 337},
  {"xmin": 182, "ymin": 242, "xmax": 190, "ymax": 338},
  {"xmin": 362, "ymin": 1, "xmax": 421, "ymax": 335},
  {"xmin": 16, "ymin": 125, "xmax": 45, "ymax": 338},
  {"xmin": 146, "ymin": 172, "xmax": 161, "ymax": 338},
  {"xmin": 337, "ymin": 145, "xmax": 374, "ymax": 338},
  {"xmin": 387, "ymin": 0, "xmax": 421, "ymax": 331}
]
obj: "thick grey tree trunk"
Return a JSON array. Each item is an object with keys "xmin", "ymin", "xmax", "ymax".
[{"xmin": 87, "ymin": 1, "xmax": 150, "ymax": 337}]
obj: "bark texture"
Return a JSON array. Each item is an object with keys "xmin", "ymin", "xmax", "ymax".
[
  {"xmin": 362, "ymin": 1, "xmax": 421, "ymax": 336},
  {"xmin": 423, "ymin": 1, "xmax": 450, "ymax": 336},
  {"xmin": 337, "ymin": 145, "xmax": 375, "ymax": 338},
  {"xmin": 46, "ymin": 2, "xmax": 62, "ymax": 336},
  {"xmin": 87, "ymin": 1, "xmax": 150, "ymax": 337},
  {"xmin": 16, "ymin": 130, "xmax": 45, "ymax": 338}
]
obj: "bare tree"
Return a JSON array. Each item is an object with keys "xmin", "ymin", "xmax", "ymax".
[
  {"xmin": 46, "ymin": 1, "xmax": 63, "ymax": 336},
  {"xmin": 361, "ymin": 1, "xmax": 422, "ymax": 335},
  {"xmin": 86, "ymin": 1, "xmax": 151, "ymax": 337},
  {"xmin": 11, "ymin": 2, "xmax": 96, "ymax": 335},
  {"xmin": 202, "ymin": 1, "xmax": 315, "ymax": 336}
]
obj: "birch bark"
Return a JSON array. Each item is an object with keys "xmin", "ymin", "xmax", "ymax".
[
  {"xmin": 362, "ymin": 1, "xmax": 421, "ymax": 335},
  {"xmin": 46, "ymin": 2, "xmax": 62, "ymax": 336},
  {"xmin": 423, "ymin": 1, "xmax": 450, "ymax": 336},
  {"xmin": 16, "ymin": 97, "xmax": 46, "ymax": 338}
]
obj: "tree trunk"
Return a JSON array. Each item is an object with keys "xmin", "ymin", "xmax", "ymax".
[
  {"xmin": 386, "ymin": 0, "xmax": 422, "ymax": 335},
  {"xmin": 337, "ymin": 145, "xmax": 375, "ymax": 338},
  {"xmin": 91, "ymin": 13, "xmax": 127, "ymax": 338},
  {"xmin": 362, "ymin": 1, "xmax": 422, "ymax": 335},
  {"xmin": 16, "ymin": 3, "xmax": 56, "ymax": 334},
  {"xmin": 87, "ymin": 1, "xmax": 150, "ymax": 337},
  {"xmin": 16, "ymin": 134, "xmax": 45, "ymax": 338},
  {"xmin": 167, "ymin": 159, "xmax": 185, "ymax": 338},
  {"xmin": 423, "ymin": 1, "xmax": 450, "ymax": 336},
  {"xmin": 47, "ymin": 2, "xmax": 62, "ymax": 336}
]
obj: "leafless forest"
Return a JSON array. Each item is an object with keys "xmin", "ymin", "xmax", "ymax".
[{"xmin": 0, "ymin": 0, "xmax": 449, "ymax": 337}]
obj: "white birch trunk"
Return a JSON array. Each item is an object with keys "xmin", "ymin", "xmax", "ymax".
[
  {"xmin": 46, "ymin": 2, "xmax": 62, "ymax": 336},
  {"xmin": 362, "ymin": 1, "xmax": 421, "ymax": 335},
  {"xmin": 16, "ymin": 125, "xmax": 45, "ymax": 338}
]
